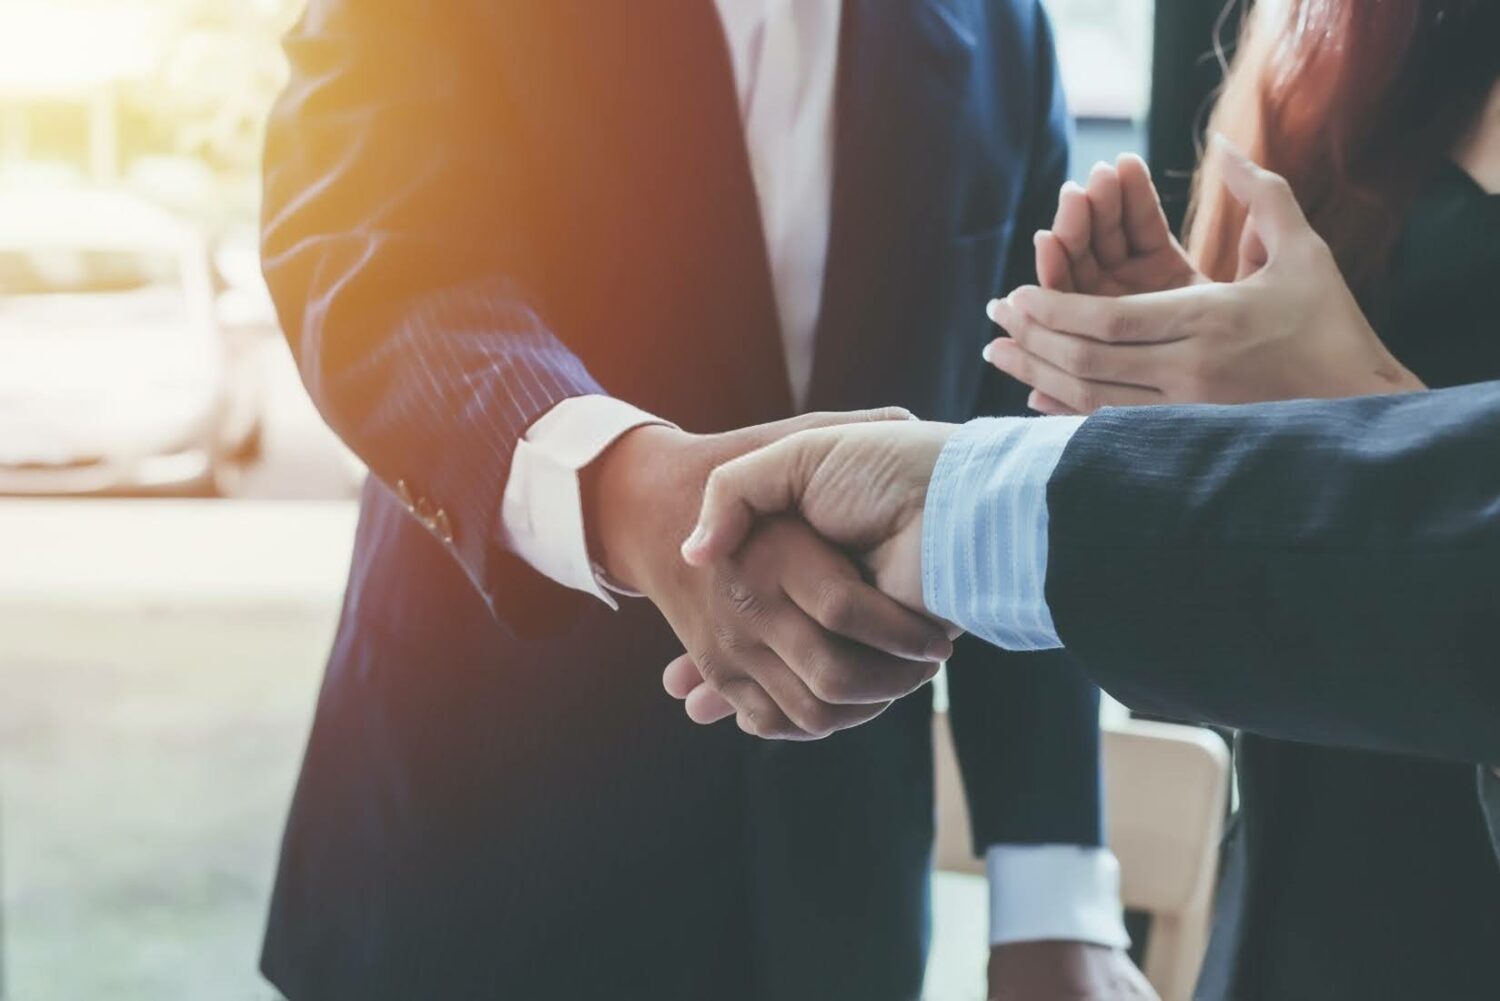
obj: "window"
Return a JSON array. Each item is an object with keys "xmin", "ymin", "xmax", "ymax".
[{"xmin": 1045, "ymin": 0, "xmax": 1155, "ymax": 121}]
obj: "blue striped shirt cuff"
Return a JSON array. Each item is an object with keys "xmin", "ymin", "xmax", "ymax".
[{"xmin": 922, "ymin": 416, "xmax": 1085, "ymax": 651}]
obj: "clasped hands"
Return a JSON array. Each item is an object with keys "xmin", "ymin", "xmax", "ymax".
[
  {"xmin": 663, "ymin": 138, "xmax": 1422, "ymax": 734},
  {"xmin": 592, "ymin": 410, "xmax": 956, "ymax": 741}
]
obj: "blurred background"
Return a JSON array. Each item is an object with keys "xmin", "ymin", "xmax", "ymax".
[{"xmin": 0, "ymin": 1, "xmax": 1205, "ymax": 998}]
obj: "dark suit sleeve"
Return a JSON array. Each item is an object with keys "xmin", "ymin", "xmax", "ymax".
[
  {"xmin": 946, "ymin": 2, "xmax": 1105, "ymax": 853},
  {"xmin": 1481, "ymin": 769, "xmax": 1500, "ymax": 862},
  {"xmin": 1048, "ymin": 382, "xmax": 1500, "ymax": 765},
  {"xmin": 262, "ymin": 2, "xmax": 602, "ymax": 631}
]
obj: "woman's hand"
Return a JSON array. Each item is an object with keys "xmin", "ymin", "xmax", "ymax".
[
  {"xmin": 1013, "ymin": 153, "xmax": 1206, "ymax": 414},
  {"xmin": 1033, "ymin": 153, "xmax": 1204, "ymax": 298},
  {"xmin": 985, "ymin": 138, "xmax": 1422, "ymax": 413}
]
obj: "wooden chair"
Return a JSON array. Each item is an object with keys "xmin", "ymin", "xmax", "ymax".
[{"xmin": 933, "ymin": 714, "xmax": 1230, "ymax": 1001}]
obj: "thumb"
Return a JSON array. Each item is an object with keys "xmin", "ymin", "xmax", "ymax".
[
  {"xmin": 1212, "ymin": 133, "xmax": 1309, "ymax": 261},
  {"xmin": 681, "ymin": 430, "xmax": 833, "ymax": 567},
  {"xmin": 682, "ymin": 408, "xmax": 915, "ymax": 565},
  {"xmin": 1235, "ymin": 215, "xmax": 1270, "ymax": 280}
]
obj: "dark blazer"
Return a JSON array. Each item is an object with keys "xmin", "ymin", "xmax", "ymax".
[
  {"xmin": 1183, "ymin": 179, "xmax": 1500, "ymax": 1001},
  {"xmin": 259, "ymin": 3, "xmax": 1100, "ymax": 999},
  {"xmin": 1046, "ymin": 384, "xmax": 1500, "ymax": 997}
]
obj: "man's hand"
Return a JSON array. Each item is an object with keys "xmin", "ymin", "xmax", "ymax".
[
  {"xmin": 592, "ymin": 412, "xmax": 953, "ymax": 740},
  {"xmin": 983, "ymin": 137, "xmax": 1422, "ymax": 413},
  {"xmin": 989, "ymin": 942, "xmax": 1159, "ymax": 1001},
  {"xmin": 662, "ymin": 419, "xmax": 960, "ymax": 729}
]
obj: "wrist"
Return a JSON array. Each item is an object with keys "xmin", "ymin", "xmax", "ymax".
[
  {"xmin": 1356, "ymin": 311, "xmax": 1424, "ymax": 395},
  {"xmin": 1351, "ymin": 334, "xmax": 1424, "ymax": 397},
  {"xmin": 1375, "ymin": 355, "xmax": 1425, "ymax": 394},
  {"xmin": 1330, "ymin": 294, "xmax": 1425, "ymax": 396},
  {"xmin": 589, "ymin": 423, "xmax": 698, "ymax": 592}
]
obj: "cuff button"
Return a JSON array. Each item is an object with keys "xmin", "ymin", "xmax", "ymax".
[{"xmin": 394, "ymin": 479, "xmax": 416, "ymax": 512}]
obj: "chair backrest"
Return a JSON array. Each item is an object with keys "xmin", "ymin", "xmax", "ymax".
[{"xmin": 933, "ymin": 713, "xmax": 1230, "ymax": 1001}]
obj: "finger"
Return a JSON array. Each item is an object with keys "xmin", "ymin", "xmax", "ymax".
[
  {"xmin": 763, "ymin": 600, "xmax": 934, "ymax": 710},
  {"xmin": 780, "ymin": 529, "xmax": 953, "ymax": 663},
  {"xmin": 1085, "ymin": 162, "xmax": 1129, "ymax": 268},
  {"xmin": 751, "ymin": 651, "xmax": 892, "ymax": 739},
  {"xmin": 682, "ymin": 430, "xmax": 830, "ymax": 566},
  {"xmin": 734, "ymin": 690, "xmax": 806, "ymax": 738},
  {"xmin": 758, "ymin": 406, "xmax": 915, "ymax": 444},
  {"xmin": 1007, "ymin": 285, "xmax": 1182, "ymax": 344},
  {"xmin": 1115, "ymin": 154, "xmax": 1175, "ymax": 255},
  {"xmin": 984, "ymin": 339, "xmax": 1164, "ymax": 413},
  {"xmin": 683, "ymin": 681, "xmax": 735, "ymax": 724},
  {"xmin": 1027, "ymin": 389, "xmax": 1079, "ymax": 416},
  {"xmin": 990, "ymin": 297, "xmax": 1176, "ymax": 390},
  {"xmin": 684, "ymin": 409, "xmax": 917, "ymax": 565},
  {"xmin": 664, "ymin": 652, "xmax": 707, "ymax": 699},
  {"xmin": 697, "ymin": 631, "xmax": 886, "ymax": 738},
  {"xmin": 1211, "ymin": 133, "xmax": 1309, "ymax": 259},
  {"xmin": 1236, "ymin": 216, "xmax": 1269, "ymax": 279},
  {"xmin": 734, "ymin": 519, "xmax": 942, "ymax": 706},
  {"xmin": 664, "ymin": 653, "xmax": 737, "ymax": 724},
  {"xmin": 1051, "ymin": 182, "xmax": 1104, "ymax": 291},
  {"xmin": 712, "ymin": 668, "xmax": 808, "ymax": 739},
  {"xmin": 1033, "ymin": 230, "xmax": 1075, "ymax": 293},
  {"xmin": 982, "ymin": 334, "xmax": 1009, "ymax": 375}
]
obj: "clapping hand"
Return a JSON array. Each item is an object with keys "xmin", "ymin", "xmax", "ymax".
[
  {"xmin": 1000, "ymin": 152, "xmax": 1203, "ymax": 415},
  {"xmin": 984, "ymin": 138, "xmax": 1421, "ymax": 412},
  {"xmin": 1030, "ymin": 152, "xmax": 1202, "ymax": 299}
]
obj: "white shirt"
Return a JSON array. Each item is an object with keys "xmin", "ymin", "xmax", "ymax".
[{"xmin": 498, "ymin": 0, "xmax": 1127, "ymax": 950}]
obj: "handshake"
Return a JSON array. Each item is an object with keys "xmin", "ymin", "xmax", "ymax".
[
  {"xmin": 593, "ymin": 409, "xmax": 959, "ymax": 742},
  {"xmin": 659, "ymin": 412, "xmax": 962, "ymax": 739}
]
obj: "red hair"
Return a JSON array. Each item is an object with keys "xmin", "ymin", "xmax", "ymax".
[{"xmin": 1187, "ymin": 0, "xmax": 1500, "ymax": 293}]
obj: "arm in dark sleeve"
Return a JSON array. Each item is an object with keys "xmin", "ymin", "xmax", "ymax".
[
  {"xmin": 262, "ymin": 2, "xmax": 600, "ymax": 628},
  {"xmin": 947, "ymin": 641, "xmax": 1104, "ymax": 849},
  {"xmin": 1047, "ymin": 382, "xmax": 1500, "ymax": 764},
  {"xmin": 947, "ymin": 1, "xmax": 1103, "ymax": 852}
]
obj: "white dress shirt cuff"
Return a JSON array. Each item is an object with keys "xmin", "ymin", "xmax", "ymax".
[
  {"xmin": 498, "ymin": 395, "xmax": 672, "ymax": 607},
  {"xmin": 985, "ymin": 845, "xmax": 1131, "ymax": 948}
]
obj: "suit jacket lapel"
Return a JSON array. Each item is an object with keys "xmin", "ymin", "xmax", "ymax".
[{"xmin": 808, "ymin": 0, "xmax": 978, "ymax": 411}]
